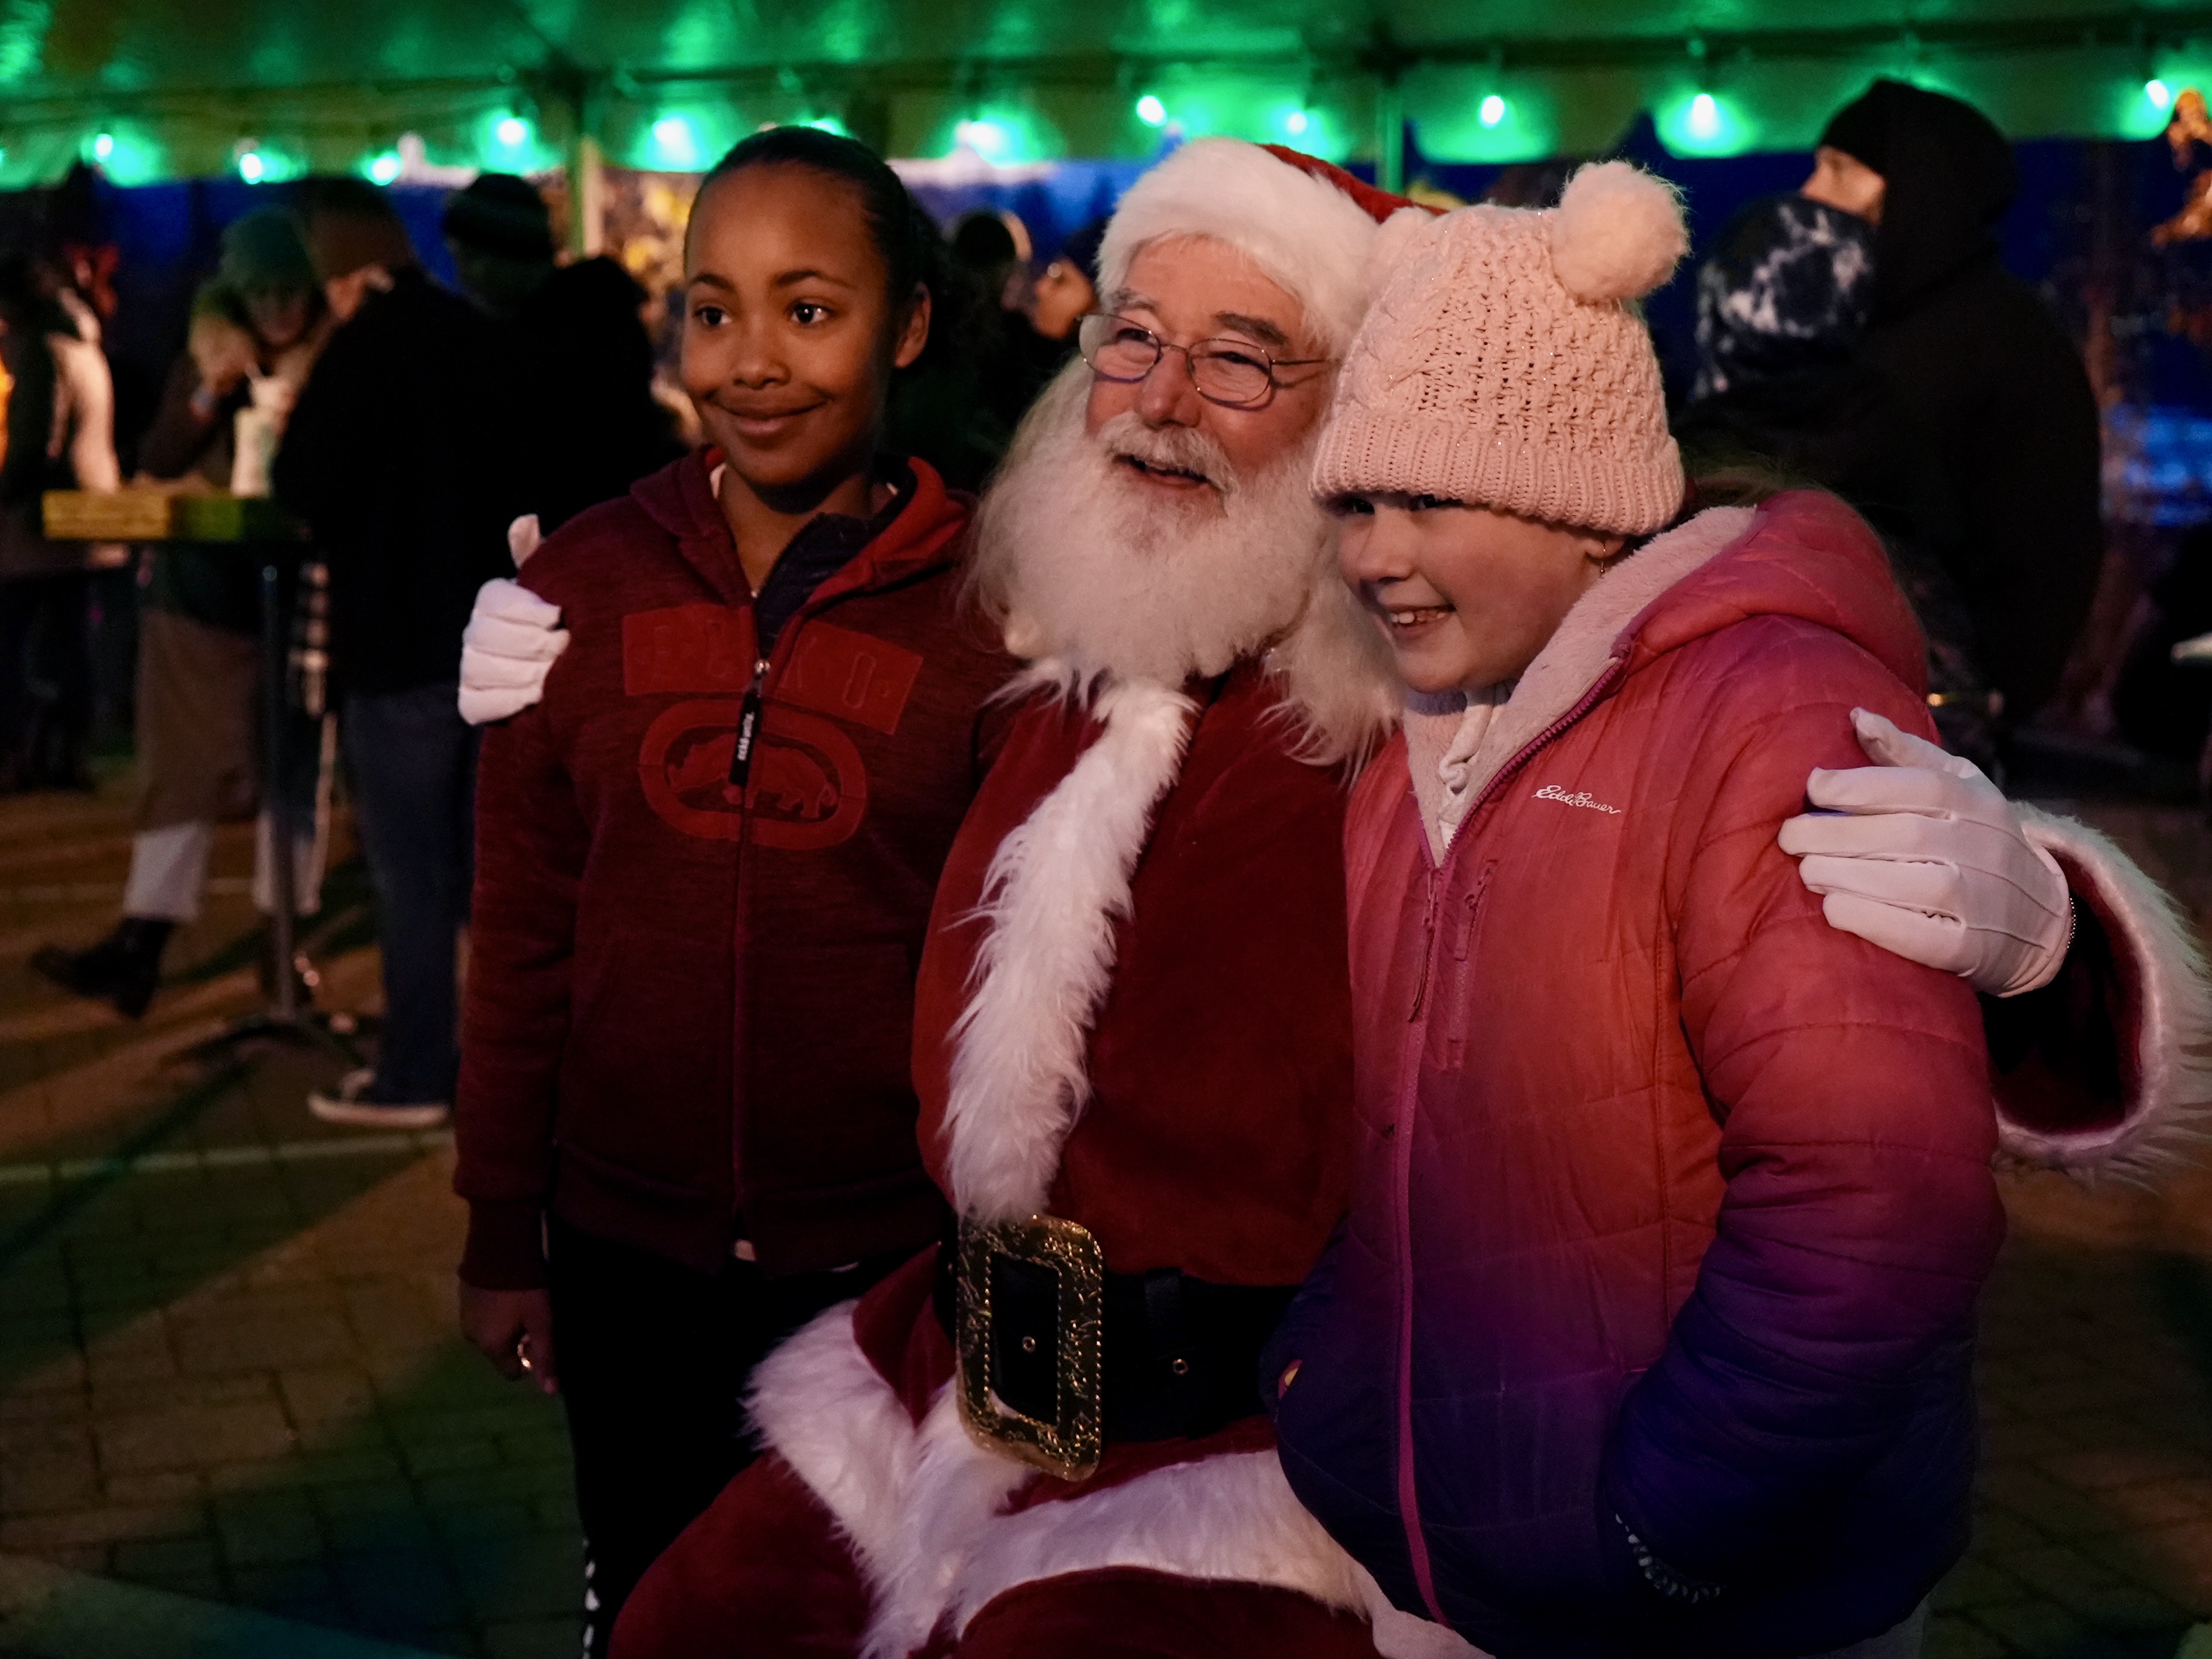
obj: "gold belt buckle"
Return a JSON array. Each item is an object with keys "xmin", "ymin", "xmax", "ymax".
[{"xmin": 954, "ymin": 1213, "xmax": 1104, "ymax": 1482}]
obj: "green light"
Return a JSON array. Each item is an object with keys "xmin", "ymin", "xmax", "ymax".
[
  {"xmin": 804, "ymin": 115, "xmax": 850, "ymax": 137},
  {"xmin": 366, "ymin": 151, "xmax": 402, "ymax": 185},
  {"xmin": 1660, "ymin": 87, "xmax": 1752, "ymax": 156},
  {"xmin": 495, "ymin": 114, "xmax": 531, "ymax": 149},
  {"xmin": 650, "ymin": 114, "xmax": 701, "ymax": 169},
  {"xmin": 2148, "ymin": 77, "xmax": 2174, "ymax": 111},
  {"xmin": 91, "ymin": 132, "xmax": 113, "ymax": 161},
  {"xmin": 1136, "ymin": 94, "xmax": 1166, "ymax": 127},
  {"xmin": 238, "ymin": 149, "xmax": 266, "ymax": 183},
  {"xmin": 1478, "ymin": 94, "xmax": 1506, "ymax": 128},
  {"xmin": 956, "ymin": 118, "xmax": 1011, "ymax": 160},
  {"xmin": 1282, "ymin": 108, "xmax": 1309, "ymax": 137}
]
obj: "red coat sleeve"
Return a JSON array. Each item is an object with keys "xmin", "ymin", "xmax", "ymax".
[
  {"xmin": 453, "ymin": 700, "xmax": 590, "ymax": 1289},
  {"xmin": 1603, "ymin": 631, "xmax": 2006, "ymax": 1584}
]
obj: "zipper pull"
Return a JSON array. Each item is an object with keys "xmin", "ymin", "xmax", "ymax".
[{"xmin": 728, "ymin": 657, "xmax": 769, "ymax": 789}]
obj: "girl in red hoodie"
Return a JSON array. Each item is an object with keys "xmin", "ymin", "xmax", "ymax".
[
  {"xmin": 453, "ymin": 128, "xmax": 1012, "ymax": 1651},
  {"xmin": 1271, "ymin": 165, "xmax": 2006, "ymax": 1658}
]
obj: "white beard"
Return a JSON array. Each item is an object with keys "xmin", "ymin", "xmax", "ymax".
[
  {"xmin": 968, "ymin": 363, "xmax": 1401, "ymax": 763},
  {"xmin": 969, "ymin": 363, "xmax": 1340, "ymax": 691}
]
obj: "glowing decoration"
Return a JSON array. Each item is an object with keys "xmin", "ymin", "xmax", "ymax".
[
  {"xmin": 91, "ymin": 132, "xmax": 113, "ymax": 161},
  {"xmin": 2149, "ymin": 78, "xmax": 2175, "ymax": 112},
  {"xmin": 650, "ymin": 114, "xmax": 701, "ymax": 169},
  {"xmin": 1658, "ymin": 87, "xmax": 1752, "ymax": 156},
  {"xmin": 366, "ymin": 151, "xmax": 402, "ymax": 185},
  {"xmin": 495, "ymin": 114, "xmax": 531, "ymax": 148},
  {"xmin": 956, "ymin": 117, "xmax": 1012, "ymax": 160},
  {"xmin": 238, "ymin": 149, "xmax": 266, "ymax": 183},
  {"xmin": 1479, "ymin": 94, "xmax": 1506, "ymax": 128},
  {"xmin": 1136, "ymin": 93, "xmax": 1166, "ymax": 127},
  {"xmin": 1283, "ymin": 108, "xmax": 1310, "ymax": 136}
]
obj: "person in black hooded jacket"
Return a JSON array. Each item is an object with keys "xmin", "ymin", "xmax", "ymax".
[{"xmin": 1805, "ymin": 78, "xmax": 2102, "ymax": 725}]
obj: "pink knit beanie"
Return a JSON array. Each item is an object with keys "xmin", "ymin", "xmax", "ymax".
[{"xmin": 1311, "ymin": 161, "xmax": 1688, "ymax": 535}]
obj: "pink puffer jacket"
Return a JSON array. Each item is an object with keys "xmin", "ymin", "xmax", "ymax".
[{"xmin": 1269, "ymin": 491, "xmax": 2006, "ymax": 1658}]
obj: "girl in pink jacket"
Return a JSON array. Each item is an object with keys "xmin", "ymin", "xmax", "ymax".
[{"xmin": 1269, "ymin": 165, "xmax": 2006, "ymax": 1659}]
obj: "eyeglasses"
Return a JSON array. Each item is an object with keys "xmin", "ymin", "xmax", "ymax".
[{"xmin": 1076, "ymin": 313, "xmax": 1330, "ymax": 409}]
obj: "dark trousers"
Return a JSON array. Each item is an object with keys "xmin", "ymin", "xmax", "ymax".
[
  {"xmin": 343, "ymin": 681, "xmax": 477, "ymax": 1102},
  {"xmin": 545, "ymin": 1217, "xmax": 912, "ymax": 1658}
]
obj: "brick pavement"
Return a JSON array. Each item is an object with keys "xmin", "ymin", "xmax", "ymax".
[
  {"xmin": 0, "ymin": 779, "xmax": 578, "ymax": 1657},
  {"xmin": 0, "ymin": 779, "xmax": 2208, "ymax": 1657}
]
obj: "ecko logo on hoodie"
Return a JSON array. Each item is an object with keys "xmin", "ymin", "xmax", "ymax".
[{"xmin": 622, "ymin": 605, "xmax": 920, "ymax": 849}]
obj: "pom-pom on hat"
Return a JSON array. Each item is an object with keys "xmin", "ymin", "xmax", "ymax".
[
  {"xmin": 1095, "ymin": 139, "xmax": 1423, "ymax": 354},
  {"xmin": 1312, "ymin": 161, "xmax": 1688, "ymax": 535}
]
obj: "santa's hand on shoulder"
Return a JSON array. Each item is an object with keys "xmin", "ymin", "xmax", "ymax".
[
  {"xmin": 1779, "ymin": 707, "xmax": 2070, "ymax": 998},
  {"xmin": 458, "ymin": 517, "xmax": 568, "ymax": 726}
]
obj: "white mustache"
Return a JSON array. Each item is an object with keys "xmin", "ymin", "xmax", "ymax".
[{"xmin": 1092, "ymin": 411, "xmax": 1240, "ymax": 496}]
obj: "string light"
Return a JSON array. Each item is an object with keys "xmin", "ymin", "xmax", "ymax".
[
  {"xmin": 1135, "ymin": 94, "xmax": 1167, "ymax": 126},
  {"xmin": 1479, "ymin": 93, "xmax": 1506, "ymax": 127}
]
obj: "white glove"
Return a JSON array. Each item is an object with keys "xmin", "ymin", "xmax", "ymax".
[
  {"xmin": 458, "ymin": 577, "xmax": 568, "ymax": 725},
  {"xmin": 1777, "ymin": 707, "xmax": 2071, "ymax": 998}
]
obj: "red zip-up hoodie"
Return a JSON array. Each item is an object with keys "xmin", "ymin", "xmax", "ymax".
[{"xmin": 455, "ymin": 451, "xmax": 1016, "ymax": 1288}]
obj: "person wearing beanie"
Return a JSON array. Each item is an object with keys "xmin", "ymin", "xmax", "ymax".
[
  {"xmin": 32, "ymin": 206, "xmax": 332, "ymax": 1020},
  {"xmin": 1804, "ymin": 78, "xmax": 2102, "ymax": 725},
  {"xmin": 606, "ymin": 141, "xmax": 2194, "ymax": 1659},
  {"xmin": 1674, "ymin": 192, "xmax": 1998, "ymax": 769},
  {"xmin": 275, "ymin": 177, "xmax": 516, "ymax": 1127},
  {"xmin": 1268, "ymin": 163, "xmax": 2155, "ymax": 1658},
  {"xmin": 442, "ymin": 173, "xmax": 679, "ymax": 535}
]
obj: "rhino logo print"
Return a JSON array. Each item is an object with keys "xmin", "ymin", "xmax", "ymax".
[{"xmin": 636, "ymin": 700, "xmax": 866, "ymax": 848}]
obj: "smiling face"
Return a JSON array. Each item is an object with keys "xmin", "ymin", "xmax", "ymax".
[
  {"xmin": 1084, "ymin": 237, "xmax": 1332, "ymax": 513},
  {"xmin": 681, "ymin": 163, "xmax": 929, "ymax": 508},
  {"xmin": 1333, "ymin": 494, "xmax": 1625, "ymax": 694}
]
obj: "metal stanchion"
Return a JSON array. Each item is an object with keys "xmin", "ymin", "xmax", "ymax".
[{"xmin": 177, "ymin": 552, "xmax": 357, "ymax": 1066}]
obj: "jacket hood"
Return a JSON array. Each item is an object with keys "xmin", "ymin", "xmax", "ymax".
[
  {"xmin": 1821, "ymin": 79, "xmax": 2016, "ymax": 316},
  {"xmin": 1406, "ymin": 490, "xmax": 1923, "ymax": 852},
  {"xmin": 629, "ymin": 448, "xmax": 970, "ymax": 609}
]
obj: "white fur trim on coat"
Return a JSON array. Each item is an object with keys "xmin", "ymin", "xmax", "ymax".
[
  {"xmin": 1098, "ymin": 138, "xmax": 1382, "ymax": 354},
  {"xmin": 943, "ymin": 672, "xmax": 1197, "ymax": 1221},
  {"xmin": 748, "ymin": 1305, "xmax": 1418, "ymax": 1657},
  {"xmin": 2007, "ymin": 805, "xmax": 2212, "ymax": 1180}
]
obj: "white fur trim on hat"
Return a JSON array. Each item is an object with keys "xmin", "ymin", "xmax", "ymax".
[
  {"xmin": 1097, "ymin": 139, "xmax": 1381, "ymax": 352},
  {"xmin": 1548, "ymin": 161, "xmax": 1688, "ymax": 303}
]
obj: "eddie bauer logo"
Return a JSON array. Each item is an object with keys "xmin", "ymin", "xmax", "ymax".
[{"xmin": 1532, "ymin": 784, "xmax": 1622, "ymax": 815}]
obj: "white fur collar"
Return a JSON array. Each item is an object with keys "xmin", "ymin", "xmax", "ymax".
[
  {"xmin": 942, "ymin": 672, "xmax": 1196, "ymax": 1221},
  {"xmin": 1404, "ymin": 506, "xmax": 1756, "ymax": 858}
]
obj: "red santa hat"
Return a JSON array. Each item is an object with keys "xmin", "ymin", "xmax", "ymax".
[{"xmin": 1095, "ymin": 139, "xmax": 1425, "ymax": 354}]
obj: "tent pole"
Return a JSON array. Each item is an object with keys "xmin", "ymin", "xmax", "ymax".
[{"xmin": 1375, "ymin": 77, "xmax": 1404, "ymax": 195}]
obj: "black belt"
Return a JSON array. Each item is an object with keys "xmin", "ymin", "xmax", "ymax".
[{"xmin": 934, "ymin": 1214, "xmax": 1295, "ymax": 1455}]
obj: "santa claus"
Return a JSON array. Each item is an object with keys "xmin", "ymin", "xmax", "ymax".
[{"xmin": 577, "ymin": 141, "xmax": 2205, "ymax": 1659}]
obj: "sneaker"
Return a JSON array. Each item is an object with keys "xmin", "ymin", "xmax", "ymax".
[
  {"xmin": 30, "ymin": 918, "xmax": 172, "ymax": 1020},
  {"xmin": 308, "ymin": 1068, "xmax": 449, "ymax": 1129}
]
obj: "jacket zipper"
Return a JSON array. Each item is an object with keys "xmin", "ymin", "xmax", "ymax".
[
  {"xmin": 727, "ymin": 656, "xmax": 770, "ymax": 789},
  {"xmin": 1390, "ymin": 654, "xmax": 1628, "ymax": 1624},
  {"xmin": 1407, "ymin": 866, "xmax": 1440, "ymax": 1020}
]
